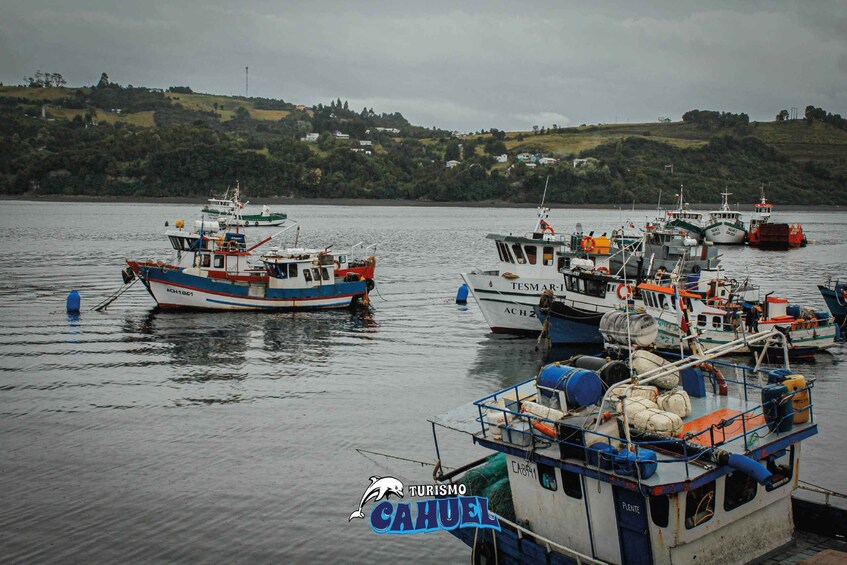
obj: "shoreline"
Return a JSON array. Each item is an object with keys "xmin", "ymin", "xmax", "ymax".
[{"xmin": 0, "ymin": 194, "xmax": 842, "ymax": 212}]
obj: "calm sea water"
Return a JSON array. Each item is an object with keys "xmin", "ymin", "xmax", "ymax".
[{"xmin": 0, "ymin": 201, "xmax": 845, "ymax": 563}]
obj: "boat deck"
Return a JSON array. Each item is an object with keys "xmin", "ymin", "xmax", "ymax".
[{"xmin": 436, "ymin": 379, "xmax": 816, "ymax": 489}]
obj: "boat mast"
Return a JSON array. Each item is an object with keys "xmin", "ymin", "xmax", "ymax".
[{"xmin": 533, "ymin": 176, "xmax": 551, "ymax": 233}]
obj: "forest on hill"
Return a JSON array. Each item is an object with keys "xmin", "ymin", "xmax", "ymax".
[{"xmin": 1, "ymin": 72, "xmax": 845, "ymax": 205}]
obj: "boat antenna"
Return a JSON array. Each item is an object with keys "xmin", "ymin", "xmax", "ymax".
[{"xmin": 540, "ymin": 175, "xmax": 550, "ymax": 208}]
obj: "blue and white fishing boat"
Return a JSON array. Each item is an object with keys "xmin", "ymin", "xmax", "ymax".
[
  {"xmin": 663, "ymin": 186, "xmax": 705, "ymax": 242},
  {"xmin": 126, "ymin": 221, "xmax": 373, "ymax": 310},
  {"xmin": 430, "ymin": 331, "xmax": 844, "ymax": 564},
  {"xmin": 817, "ymin": 276, "xmax": 847, "ymax": 328}
]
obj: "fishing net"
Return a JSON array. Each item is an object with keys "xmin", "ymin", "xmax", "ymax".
[
  {"xmin": 459, "ymin": 453, "xmax": 508, "ymax": 495},
  {"xmin": 485, "ymin": 477, "xmax": 516, "ymax": 522}
]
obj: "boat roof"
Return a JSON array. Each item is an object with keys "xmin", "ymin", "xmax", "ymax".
[
  {"xmin": 637, "ymin": 282, "xmax": 700, "ymax": 298},
  {"xmin": 486, "ymin": 233, "xmax": 569, "ymax": 246}
]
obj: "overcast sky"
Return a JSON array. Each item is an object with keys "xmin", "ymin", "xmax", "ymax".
[{"xmin": 2, "ymin": 1, "xmax": 845, "ymax": 132}]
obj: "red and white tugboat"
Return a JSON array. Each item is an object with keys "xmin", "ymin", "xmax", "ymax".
[{"xmin": 747, "ymin": 189, "xmax": 806, "ymax": 249}]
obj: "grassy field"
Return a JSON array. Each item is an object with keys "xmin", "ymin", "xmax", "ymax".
[
  {"xmin": 0, "ymin": 86, "xmax": 88, "ymax": 100},
  {"xmin": 248, "ymin": 109, "xmax": 290, "ymax": 121}
]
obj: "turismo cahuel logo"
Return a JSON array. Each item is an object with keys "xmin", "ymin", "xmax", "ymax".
[{"xmin": 348, "ymin": 475, "xmax": 501, "ymax": 534}]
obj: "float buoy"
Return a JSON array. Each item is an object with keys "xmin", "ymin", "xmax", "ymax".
[
  {"xmin": 456, "ymin": 283, "xmax": 469, "ymax": 304},
  {"xmin": 66, "ymin": 290, "xmax": 81, "ymax": 313}
]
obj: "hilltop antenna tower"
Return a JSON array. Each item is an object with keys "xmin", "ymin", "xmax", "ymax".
[{"xmin": 245, "ymin": 66, "xmax": 249, "ymax": 98}]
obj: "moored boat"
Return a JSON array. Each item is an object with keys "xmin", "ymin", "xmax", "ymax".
[
  {"xmin": 125, "ymin": 220, "xmax": 375, "ymax": 311},
  {"xmin": 746, "ymin": 191, "xmax": 806, "ymax": 249},
  {"xmin": 430, "ymin": 331, "xmax": 835, "ymax": 564},
  {"xmin": 703, "ymin": 192, "xmax": 746, "ymax": 245},
  {"xmin": 201, "ymin": 182, "xmax": 288, "ymax": 227},
  {"xmin": 664, "ymin": 186, "xmax": 705, "ymax": 241},
  {"xmin": 816, "ymin": 276, "xmax": 846, "ymax": 328}
]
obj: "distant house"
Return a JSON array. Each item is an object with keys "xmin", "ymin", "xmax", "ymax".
[
  {"xmin": 525, "ymin": 163, "xmax": 537, "ymax": 168},
  {"xmin": 295, "ymin": 105, "xmax": 307, "ymax": 111},
  {"xmin": 494, "ymin": 154, "xmax": 508, "ymax": 163},
  {"xmin": 538, "ymin": 157, "xmax": 558, "ymax": 165},
  {"xmin": 573, "ymin": 158, "xmax": 591, "ymax": 168},
  {"xmin": 446, "ymin": 160, "xmax": 461, "ymax": 169},
  {"xmin": 516, "ymin": 153, "xmax": 536, "ymax": 163},
  {"xmin": 302, "ymin": 133, "xmax": 319, "ymax": 143},
  {"xmin": 359, "ymin": 140, "xmax": 373, "ymax": 147},
  {"xmin": 375, "ymin": 127, "xmax": 401, "ymax": 135},
  {"xmin": 149, "ymin": 88, "xmax": 164, "ymax": 93},
  {"xmin": 334, "ymin": 131, "xmax": 350, "ymax": 140}
]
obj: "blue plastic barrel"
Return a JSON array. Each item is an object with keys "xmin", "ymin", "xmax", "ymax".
[
  {"xmin": 66, "ymin": 290, "xmax": 81, "ymax": 313},
  {"xmin": 536, "ymin": 364, "xmax": 603, "ymax": 408},
  {"xmin": 786, "ymin": 305, "xmax": 801, "ymax": 318},
  {"xmin": 815, "ymin": 310, "xmax": 829, "ymax": 320},
  {"xmin": 456, "ymin": 283, "xmax": 469, "ymax": 304}
]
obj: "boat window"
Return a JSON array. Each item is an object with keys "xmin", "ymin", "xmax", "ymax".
[
  {"xmin": 766, "ymin": 447, "xmax": 794, "ymax": 491},
  {"xmin": 561, "ymin": 469, "xmax": 582, "ymax": 499},
  {"xmin": 213, "ymin": 255, "xmax": 224, "ymax": 268},
  {"xmin": 649, "ymin": 495, "xmax": 670, "ymax": 528},
  {"xmin": 537, "ymin": 462, "xmax": 558, "ymax": 491},
  {"xmin": 525, "ymin": 245, "xmax": 537, "ymax": 265},
  {"xmin": 320, "ymin": 267, "xmax": 330, "ymax": 280},
  {"xmin": 557, "ymin": 256, "xmax": 569, "ymax": 271},
  {"xmin": 303, "ymin": 269, "xmax": 313, "ymax": 282},
  {"xmin": 659, "ymin": 295, "xmax": 668, "ymax": 310},
  {"xmin": 312, "ymin": 268, "xmax": 322, "ymax": 282},
  {"xmin": 338, "ymin": 255, "xmax": 347, "ymax": 264},
  {"xmin": 512, "ymin": 244, "xmax": 526, "ymax": 264},
  {"xmin": 685, "ymin": 481, "xmax": 716, "ymax": 529},
  {"xmin": 273, "ymin": 264, "xmax": 287, "ymax": 279},
  {"xmin": 288, "ymin": 264, "xmax": 298, "ymax": 278},
  {"xmin": 564, "ymin": 275, "xmax": 575, "ymax": 292},
  {"xmin": 724, "ymin": 471, "xmax": 758, "ymax": 511},
  {"xmin": 585, "ymin": 279, "xmax": 606, "ymax": 298},
  {"xmin": 697, "ymin": 314, "xmax": 707, "ymax": 327},
  {"xmin": 201, "ymin": 254, "xmax": 211, "ymax": 268},
  {"xmin": 711, "ymin": 316, "xmax": 722, "ymax": 329},
  {"xmin": 495, "ymin": 242, "xmax": 507, "ymax": 263},
  {"xmin": 543, "ymin": 246, "xmax": 554, "ymax": 266}
]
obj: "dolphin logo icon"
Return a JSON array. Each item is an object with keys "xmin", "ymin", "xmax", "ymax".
[{"xmin": 348, "ymin": 476, "xmax": 404, "ymax": 521}]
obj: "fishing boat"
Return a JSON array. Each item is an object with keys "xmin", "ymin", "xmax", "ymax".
[
  {"xmin": 429, "ymin": 331, "xmax": 846, "ymax": 564},
  {"xmin": 201, "ymin": 182, "xmax": 288, "ymax": 227},
  {"xmin": 746, "ymin": 191, "xmax": 806, "ymax": 249},
  {"xmin": 461, "ymin": 207, "xmax": 578, "ymax": 334},
  {"xmin": 703, "ymin": 192, "xmax": 746, "ymax": 245},
  {"xmin": 663, "ymin": 187, "xmax": 705, "ymax": 241},
  {"xmin": 124, "ymin": 220, "xmax": 375, "ymax": 310},
  {"xmin": 817, "ymin": 276, "xmax": 847, "ymax": 328},
  {"xmin": 638, "ymin": 282, "xmax": 836, "ymax": 359}
]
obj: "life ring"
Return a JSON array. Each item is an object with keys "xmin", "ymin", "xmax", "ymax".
[
  {"xmin": 701, "ymin": 362, "xmax": 728, "ymax": 396},
  {"xmin": 596, "ymin": 266, "xmax": 610, "ymax": 275},
  {"xmin": 333, "ymin": 260, "xmax": 341, "ymax": 270},
  {"xmin": 841, "ymin": 288, "xmax": 847, "ymax": 304},
  {"xmin": 581, "ymin": 236, "xmax": 596, "ymax": 252},
  {"xmin": 227, "ymin": 240, "xmax": 239, "ymax": 252},
  {"xmin": 617, "ymin": 283, "xmax": 634, "ymax": 300},
  {"xmin": 542, "ymin": 225, "xmax": 556, "ymax": 235}
]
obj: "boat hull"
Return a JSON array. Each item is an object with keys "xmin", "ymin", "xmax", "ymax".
[
  {"xmin": 133, "ymin": 264, "xmax": 365, "ymax": 310},
  {"xmin": 703, "ymin": 222, "xmax": 746, "ymax": 244},
  {"xmin": 201, "ymin": 208, "xmax": 287, "ymax": 227},
  {"xmin": 461, "ymin": 272, "xmax": 566, "ymax": 334},
  {"xmin": 535, "ymin": 304, "xmax": 605, "ymax": 345},
  {"xmin": 818, "ymin": 284, "xmax": 847, "ymax": 325},
  {"xmin": 748, "ymin": 224, "xmax": 805, "ymax": 248}
]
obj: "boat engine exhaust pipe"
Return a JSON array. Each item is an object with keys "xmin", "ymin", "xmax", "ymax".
[{"xmin": 716, "ymin": 450, "xmax": 773, "ymax": 486}]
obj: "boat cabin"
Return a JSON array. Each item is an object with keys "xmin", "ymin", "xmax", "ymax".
[
  {"xmin": 488, "ymin": 232, "xmax": 575, "ymax": 278},
  {"xmin": 261, "ymin": 249, "xmax": 341, "ymax": 289}
]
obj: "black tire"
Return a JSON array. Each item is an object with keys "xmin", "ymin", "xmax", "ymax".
[{"xmin": 366, "ymin": 279, "xmax": 375, "ymax": 292}]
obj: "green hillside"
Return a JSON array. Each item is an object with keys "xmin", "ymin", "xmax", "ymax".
[{"xmin": 1, "ymin": 80, "xmax": 845, "ymax": 204}]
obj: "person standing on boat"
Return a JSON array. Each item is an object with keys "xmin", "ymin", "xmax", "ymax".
[{"xmin": 746, "ymin": 305, "xmax": 761, "ymax": 333}]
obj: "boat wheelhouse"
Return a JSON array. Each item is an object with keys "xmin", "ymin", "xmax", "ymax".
[
  {"xmin": 126, "ymin": 221, "xmax": 374, "ymax": 311},
  {"xmin": 201, "ymin": 182, "xmax": 288, "ymax": 228},
  {"xmin": 703, "ymin": 192, "xmax": 746, "ymax": 245},
  {"xmin": 431, "ymin": 332, "xmax": 821, "ymax": 564}
]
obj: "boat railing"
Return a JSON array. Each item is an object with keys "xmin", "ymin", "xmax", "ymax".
[
  {"xmin": 492, "ymin": 514, "xmax": 606, "ymax": 565},
  {"xmin": 473, "ymin": 366, "xmax": 814, "ymax": 481}
]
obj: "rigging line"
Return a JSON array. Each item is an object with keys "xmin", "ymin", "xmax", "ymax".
[{"xmin": 355, "ymin": 448, "xmax": 453, "ymax": 470}]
